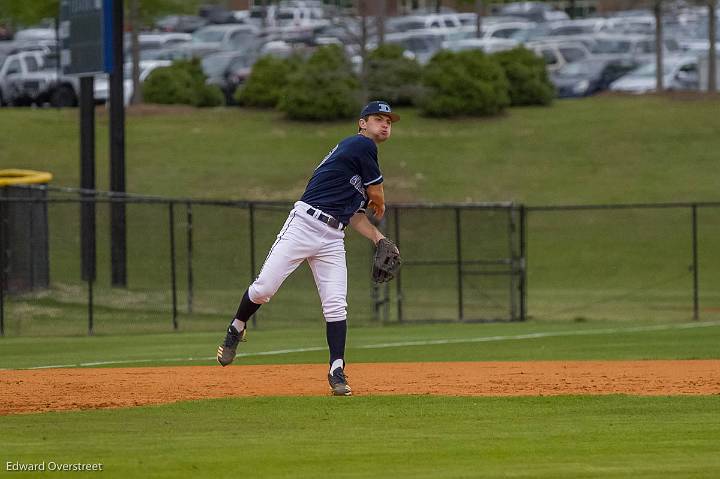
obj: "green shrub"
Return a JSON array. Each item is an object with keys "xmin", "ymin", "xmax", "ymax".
[
  {"xmin": 235, "ymin": 55, "xmax": 301, "ymax": 108},
  {"xmin": 143, "ymin": 58, "xmax": 223, "ymax": 107},
  {"xmin": 417, "ymin": 50, "xmax": 510, "ymax": 118},
  {"xmin": 365, "ymin": 44, "xmax": 423, "ymax": 106},
  {"xmin": 278, "ymin": 45, "xmax": 361, "ymax": 121},
  {"xmin": 493, "ymin": 47, "xmax": 554, "ymax": 106}
]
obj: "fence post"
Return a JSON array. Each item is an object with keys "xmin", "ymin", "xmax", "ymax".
[
  {"xmin": 519, "ymin": 205, "xmax": 527, "ymax": 322},
  {"xmin": 88, "ymin": 275, "xmax": 94, "ymax": 335},
  {"xmin": 248, "ymin": 202, "xmax": 257, "ymax": 328},
  {"xmin": 394, "ymin": 206, "xmax": 403, "ymax": 322},
  {"xmin": 455, "ymin": 207, "xmax": 463, "ymax": 321},
  {"xmin": 29, "ymin": 199, "xmax": 35, "ymax": 289},
  {"xmin": 186, "ymin": 202, "xmax": 193, "ymax": 314},
  {"xmin": 169, "ymin": 202, "xmax": 178, "ymax": 330},
  {"xmin": 691, "ymin": 204, "xmax": 699, "ymax": 320}
]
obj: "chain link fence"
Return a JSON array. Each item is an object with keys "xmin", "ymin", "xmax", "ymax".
[
  {"xmin": 0, "ymin": 186, "xmax": 521, "ymax": 336},
  {"xmin": 2, "ymin": 186, "xmax": 719, "ymax": 337},
  {"xmin": 524, "ymin": 203, "xmax": 720, "ymax": 323}
]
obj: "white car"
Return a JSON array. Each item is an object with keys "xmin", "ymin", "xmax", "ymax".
[
  {"xmin": 94, "ymin": 60, "xmax": 171, "ymax": 105},
  {"xmin": 609, "ymin": 56, "xmax": 700, "ymax": 93},
  {"xmin": 444, "ymin": 38, "xmax": 520, "ymax": 54},
  {"xmin": 191, "ymin": 24, "xmax": 260, "ymax": 51},
  {"xmin": 382, "ymin": 30, "xmax": 449, "ymax": 65},
  {"xmin": 451, "ymin": 21, "xmax": 536, "ymax": 42},
  {"xmin": 135, "ymin": 33, "xmax": 192, "ymax": 51},
  {"xmin": 386, "ymin": 14, "xmax": 462, "ymax": 34},
  {"xmin": 0, "ymin": 50, "xmax": 45, "ymax": 105},
  {"xmin": 13, "ymin": 28, "xmax": 56, "ymax": 43},
  {"xmin": 591, "ymin": 34, "xmax": 681, "ymax": 66},
  {"xmin": 526, "ymin": 40, "xmax": 591, "ymax": 73}
]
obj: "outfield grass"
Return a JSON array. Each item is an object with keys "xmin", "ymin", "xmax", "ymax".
[
  {"xmin": 1, "ymin": 319, "xmax": 718, "ymax": 370},
  {"xmin": 1, "ymin": 395, "xmax": 719, "ymax": 478}
]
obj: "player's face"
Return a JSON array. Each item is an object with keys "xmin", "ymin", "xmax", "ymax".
[{"xmin": 360, "ymin": 114, "xmax": 393, "ymax": 143}]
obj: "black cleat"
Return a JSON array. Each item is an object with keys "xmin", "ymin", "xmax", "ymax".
[
  {"xmin": 216, "ymin": 325, "xmax": 247, "ymax": 367},
  {"xmin": 328, "ymin": 367, "xmax": 352, "ymax": 396}
]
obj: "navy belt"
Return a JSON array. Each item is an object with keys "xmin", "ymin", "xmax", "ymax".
[{"xmin": 306, "ymin": 208, "xmax": 344, "ymax": 230}]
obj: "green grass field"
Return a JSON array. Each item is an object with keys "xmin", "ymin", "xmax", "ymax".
[
  {"xmin": 1, "ymin": 320, "xmax": 720, "ymax": 478},
  {"xmin": 2, "ymin": 395, "xmax": 719, "ymax": 478}
]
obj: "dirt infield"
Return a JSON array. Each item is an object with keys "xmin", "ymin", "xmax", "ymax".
[{"xmin": 1, "ymin": 360, "xmax": 719, "ymax": 415}]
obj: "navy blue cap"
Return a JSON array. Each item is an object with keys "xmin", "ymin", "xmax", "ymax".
[{"xmin": 360, "ymin": 100, "xmax": 400, "ymax": 122}]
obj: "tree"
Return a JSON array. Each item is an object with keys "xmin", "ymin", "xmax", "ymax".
[
  {"xmin": 278, "ymin": 45, "xmax": 361, "ymax": 121},
  {"xmin": 418, "ymin": 50, "xmax": 510, "ymax": 118},
  {"xmin": 0, "ymin": 0, "xmax": 58, "ymax": 29}
]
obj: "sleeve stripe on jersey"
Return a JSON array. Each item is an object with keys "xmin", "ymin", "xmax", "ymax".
[{"xmin": 364, "ymin": 174, "xmax": 383, "ymax": 186}]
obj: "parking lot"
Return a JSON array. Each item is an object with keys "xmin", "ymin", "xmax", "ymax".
[{"xmin": 0, "ymin": 0, "xmax": 718, "ymax": 107}]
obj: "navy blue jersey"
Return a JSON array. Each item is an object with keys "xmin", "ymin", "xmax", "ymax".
[{"xmin": 300, "ymin": 134, "xmax": 383, "ymax": 225}]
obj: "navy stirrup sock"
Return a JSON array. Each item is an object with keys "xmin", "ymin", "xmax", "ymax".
[
  {"xmin": 233, "ymin": 289, "xmax": 261, "ymax": 324},
  {"xmin": 326, "ymin": 320, "xmax": 347, "ymax": 369}
]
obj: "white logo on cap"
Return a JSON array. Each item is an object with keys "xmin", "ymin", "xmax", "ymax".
[{"xmin": 378, "ymin": 103, "xmax": 391, "ymax": 113}]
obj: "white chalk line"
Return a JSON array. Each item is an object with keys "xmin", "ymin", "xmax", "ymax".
[{"xmin": 5, "ymin": 320, "xmax": 720, "ymax": 371}]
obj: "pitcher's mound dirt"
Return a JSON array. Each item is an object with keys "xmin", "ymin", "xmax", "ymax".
[{"xmin": 2, "ymin": 360, "xmax": 719, "ymax": 415}]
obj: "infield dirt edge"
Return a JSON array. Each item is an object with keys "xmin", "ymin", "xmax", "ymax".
[{"xmin": 2, "ymin": 360, "xmax": 719, "ymax": 415}]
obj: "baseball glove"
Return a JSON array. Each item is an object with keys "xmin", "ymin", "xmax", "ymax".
[{"xmin": 373, "ymin": 238, "xmax": 402, "ymax": 283}]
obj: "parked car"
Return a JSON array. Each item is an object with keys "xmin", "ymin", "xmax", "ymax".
[
  {"xmin": 13, "ymin": 28, "xmax": 56, "ymax": 43},
  {"xmin": 457, "ymin": 13, "xmax": 477, "ymax": 27},
  {"xmin": 386, "ymin": 14, "xmax": 462, "ymax": 33},
  {"xmin": 543, "ymin": 18, "xmax": 610, "ymax": 36},
  {"xmin": 383, "ymin": 30, "xmax": 448, "ymax": 65},
  {"xmin": 155, "ymin": 15, "xmax": 209, "ymax": 33},
  {"xmin": 94, "ymin": 60, "xmax": 172, "ymax": 105},
  {"xmin": 124, "ymin": 33, "xmax": 192, "ymax": 61},
  {"xmin": 497, "ymin": 2, "xmax": 570, "ymax": 23},
  {"xmin": 0, "ymin": 51, "xmax": 98, "ymax": 107},
  {"xmin": 274, "ymin": 5, "xmax": 327, "ymax": 28},
  {"xmin": 452, "ymin": 21, "xmax": 536, "ymax": 42},
  {"xmin": 609, "ymin": 56, "xmax": 700, "ymax": 93},
  {"xmin": 604, "ymin": 15, "xmax": 655, "ymax": 35},
  {"xmin": 444, "ymin": 37, "xmax": 520, "ymax": 54},
  {"xmin": 0, "ymin": 50, "xmax": 45, "ymax": 105},
  {"xmin": 526, "ymin": 40, "xmax": 591, "ymax": 72},
  {"xmin": 591, "ymin": 34, "xmax": 681, "ymax": 66},
  {"xmin": 198, "ymin": 5, "xmax": 240, "ymax": 24},
  {"xmin": 551, "ymin": 58, "xmax": 637, "ymax": 97},
  {"xmin": 532, "ymin": 33, "xmax": 599, "ymax": 52},
  {"xmin": 141, "ymin": 44, "xmax": 221, "ymax": 62},
  {"xmin": 191, "ymin": 24, "xmax": 261, "ymax": 52},
  {"xmin": 136, "ymin": 33, "xmax": 192, "ymax": 50},
  {"xmin": 201, "ymin": 51, "xmax": 255, "ymax": 104}
]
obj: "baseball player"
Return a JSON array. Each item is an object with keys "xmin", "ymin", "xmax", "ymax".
[{"xmin": 216, "ymin": 100, "xmax": 402, "ymax": 396}]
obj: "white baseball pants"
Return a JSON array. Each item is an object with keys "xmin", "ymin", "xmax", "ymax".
[{"xmin": 248, "ymin": 201, "xmax": 348, "ymax": 323}]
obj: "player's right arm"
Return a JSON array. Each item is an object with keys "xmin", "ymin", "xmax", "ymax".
[
  {"xmin": 349, "ymin": 212, "xmax": 385, "ymax": 245},
  {"xmin": 366, "ymin": 184, "xmax": 385, "ymax": 220}
]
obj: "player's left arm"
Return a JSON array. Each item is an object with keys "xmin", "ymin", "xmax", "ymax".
[
  {"xmin": 349, "ymin": 212, "xmax": 385, "ymax": 245},
  {"xmin": 366, "ymin": 184, "xmax": 385, "ymax": 220}
]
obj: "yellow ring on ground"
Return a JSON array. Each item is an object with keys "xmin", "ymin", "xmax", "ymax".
[{"xmin": 0, "ymin": 169, "xmax": 53, "ymax": 186}]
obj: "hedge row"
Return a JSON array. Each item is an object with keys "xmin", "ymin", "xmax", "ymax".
[
  {"xmin": 145, "ymin": 45, "xmax": 554, "ymax": 118},
  {"xmin": 143, "ymin": 59, "xmax": 224, "ymax": 107}
]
